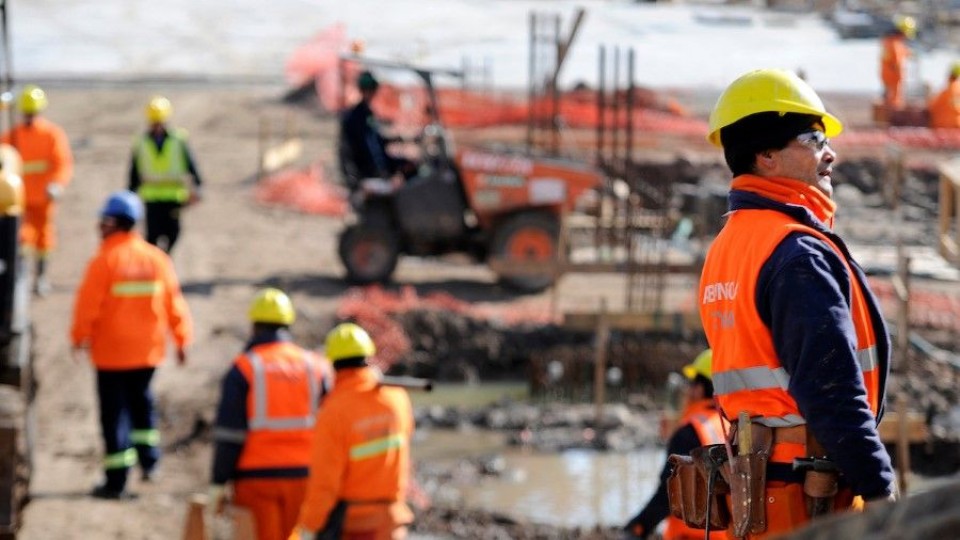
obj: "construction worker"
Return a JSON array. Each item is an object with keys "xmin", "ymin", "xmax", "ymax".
[
  {"xmin": 294, "ymin": 323, "xmax": 415, "ymax": 540},
  {"xmin": 70, "ymin": 190, "xmax": 193, "ymax": 499},
  {"xmin": 1, "ymin": 84, "xmax": 74, "ymax": 296},
  {"xmin": 129, "ymin": 95, "xmax": 203, "ymax": 254},
  {"xmin": 927, "ymin": 62, "xmax": 960, "ymax": 129},
  {"xmin": 699, "ymin": 69, "xmax": 895, "ymax": 537},
  {"xmin": 209, "ymin": 288, "xmax": 332, "ymax": 540},
  {"xmin": 339, "ymin": 71, "xmax": 416, "ymax": 186},
  {"xmin": 624, "ymin": 349, "xmax": 725, "ymax": 540},
  {"xmin": 880, "ymin": 15, "xmax": 915, "ymax": 109}
]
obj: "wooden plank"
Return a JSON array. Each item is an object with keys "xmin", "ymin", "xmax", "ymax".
[
  {"xmin": 181, "ymin": 495, "xmax": 208, "ymax": 540},
  {"xmin": 260, "ymin": 138, "xmax": 303, "ymax": 174},
  {"xmin": 878, "ymin": 411, "xmax": 927, "ymax": 444}
]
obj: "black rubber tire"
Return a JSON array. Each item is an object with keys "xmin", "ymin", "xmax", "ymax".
[
  {"xmin": 489, "ymin": 212, "xmax": 560, "ymax": 293},
  {"xmin": 338, "ymin": 222, "xmax": 400, "ymax": 285}
]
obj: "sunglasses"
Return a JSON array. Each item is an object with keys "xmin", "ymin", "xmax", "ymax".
[{"xmin": 795, "ymin": 130, "xmax": 830, "ymax": 152}]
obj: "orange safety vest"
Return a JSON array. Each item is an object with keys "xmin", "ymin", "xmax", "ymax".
[
  {"xmin": 664, "ymin": 399, "xmax": 726, "ymax": 540},
  {"xmin": 928, "ymin": 79, "xmax": 960, "ymax": 129},
  {"xmin": 700, "ymin": 209, "xmax": 880, "ymax": 464},
  {"xmin": 880, "ymin": 35, "xmax": 909, "ymax": 87},
  {"xmin": 70, "ymin": 231, "xmax": 192, "ymax": 369},
  {"xmin": 1, "ymin": 117, "xmax": 73, "ymax": 207},
  {"xmin": 234, "ymin": 342, "xmax": 329, "ymax": 471}
]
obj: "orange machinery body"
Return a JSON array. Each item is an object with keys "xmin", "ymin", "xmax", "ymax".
[{"xmin": 455, "ymin": 148, "xmax": 603, "ymax": 227}]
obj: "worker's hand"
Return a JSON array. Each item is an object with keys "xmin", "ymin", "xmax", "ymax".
[
  {"xmin": 622, "ymin": 516, "xmax": 645, "ymax": 539},
  {"xmin": 207, "ymin": 484, "xmax": 227, "ymax": 515},
  {"xmin": 71, "ymin": 345, "xmax": 88, "ymax": 364},
  {"xmin": 46, "ymin": 183, "xmax": 63, "ymax": 201},
  {"xmin": 176, "ymin": 348, "xmax": 187, "ymax": 366},
  {"xmin": 187, "ymin": 190, "xmax": 201, "ymax": 206},
  {"xmin": 290, "ymin": 527, "xmax": 315, "ymax": 540},
  {"xmin": 863, "ymin": 492, "xmax": 897, "ymax": 511}
]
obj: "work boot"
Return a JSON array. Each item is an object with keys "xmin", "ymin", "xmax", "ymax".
[
  {"xmin": 33, "ymin": 259, "xmax": 50, "ymax": 297},
  {"xmin": 90, "ymin": 483, "xmax": 134, "ymax": 500}
]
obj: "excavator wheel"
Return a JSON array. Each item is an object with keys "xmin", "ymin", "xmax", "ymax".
[
  {"xmin": 338, "ymin": 222, "xmax": 400, "ymax": 285},
  {"xmin": 490, "ymin": 212, "xmax": 559, "ymax": 293}
]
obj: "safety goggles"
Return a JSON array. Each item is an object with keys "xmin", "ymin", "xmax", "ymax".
[{"xmin": 795, "ymin": 130, "xmax": 830, "ymax": 152}]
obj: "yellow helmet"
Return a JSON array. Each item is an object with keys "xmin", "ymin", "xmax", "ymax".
[
  {"xmin": 707, "ymin": 69, "xmax": 842, "ymax": 147},
  {"xmin": 950, "ymin": 62, "xmax": 960, "ymax": 79},
  {"xmin": 0, "ymin": 169, "xmax": 23, "ymax": 217},
  {"xmin": 324, "ymin": 323, "xmax": 376, "ymax": 362},
  {"xmin": 145, "ymin": 95, "xmax": 172, "ymax": 123},
  {"xmin": 682, "ymin": 349, "xmax": 713, "ymax": 381},
  {"xmin": 895, "ymin": 15, "xmax": 917, "ymax": 40},
  {"xmin": 18, "ymin": 85, "xmax": 48, "ymax": 114},
  {"xmin": 248, "ymin": 288, "xmax": 296, "ymax": 325}
]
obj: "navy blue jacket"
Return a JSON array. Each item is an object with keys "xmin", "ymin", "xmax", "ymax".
[{"xmin": 730, "ymin": 189, "xmax": 895, "ymax": 499}]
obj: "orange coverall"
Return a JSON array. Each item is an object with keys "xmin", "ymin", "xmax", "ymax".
[
  {"xmin": 298, "ymin": 366, "xmax": 414, "ymax": 540},
  {"xmin": 1, "ymin": 117, "xmax": 73, "ymax": 253},
  {"xmin": 880, "ymin": 35, "xmax": 910, "ymax": 108},
  {"xmin": 70, "ymin": 230, "xmax": 192, "ymax": 368},
  {"xmin": 928, "ymin": 79, "xmax": 960, "ymax": 128}
]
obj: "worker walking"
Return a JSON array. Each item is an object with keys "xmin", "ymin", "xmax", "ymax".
[
  {"xmin": 70, "ymin": 191, "xmax": 193, "ymax": 499},
  {"xmin": 209, "ymin": 288, "xmax": 332, "ymax": 540},
  {"xmin": 928, "ymin": 62, "xmax": 960, "ymax": 129},
  {"xmin": 699, "ymin": 69, "xmax": 895, "ymax": 538},
  {"xmin": 294, "ymin": 323, "xmax": 415, "ymax": 540},
  {"xmin": 880, "ymin": 15, "xmax": 915, "ymax": 109},
  {"xmin": 129, "ymin": 95, "xmax": 203, "ymax": 254},
  {"xmin": 624, "ymin": 349, "xmax": 725, "ymax": 540},
  {"xmin": 1, "ymin": 84, "xmax": 74, "ymax": 297}
]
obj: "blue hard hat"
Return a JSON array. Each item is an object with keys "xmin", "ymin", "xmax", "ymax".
[{"xmin": 100, "ymin": 191, "xmax": 143, "ymax": 222}]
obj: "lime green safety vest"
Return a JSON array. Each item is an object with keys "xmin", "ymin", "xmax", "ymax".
[{"xmin": 135, "ymin": 131, "xmax": 190, "ymax": 203}]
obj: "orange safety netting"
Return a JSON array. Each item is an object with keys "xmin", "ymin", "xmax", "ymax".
[
  {"xmin": 336, "ymin": 285, "xmax": 558, "ymax": 370},
  {"xmin": 253, "ymin": 164, "xmax": 348, "ymax": 216},
  {"xmin": 869, "ymin": 278, "xmax": 960, "ymax": 332}
]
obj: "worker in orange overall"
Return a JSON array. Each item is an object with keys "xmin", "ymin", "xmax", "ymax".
[
  {"xmin": 700, "ymin": 69, "xmax": 896, "ymax": 538},
  {"xmin": 880, "ymin": 16, "xmax": 915, "ymax": 109},
  {"xmin": 294, "ymin": 323, "xmax": 415, "ymax": 540},
  {"xmin": 209, "ymin": 288, "xmax": 332, "ymax": 540},
  {"xmin": 71, "ymin": 191, "xmax": 193, "ymax": 499},
  {"xmin": 624, "ymin": 349, "xmax": 725, "ymax": 540},
  {"xmin": 1, "ymin": 84, "xmax": 73, "ymax": 296},
  {"xmin": 928, "ymin": 62, "xmax": 960, "ymax": 129}
]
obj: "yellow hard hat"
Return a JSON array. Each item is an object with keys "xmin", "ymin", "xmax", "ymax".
[
  {"xmin": 18, "ymin": 85, "xmax": 48, "ymax": 115},
  {"xmin": 707, "ymin": 69, "xmax": 842, "ymax": 147},
  {"xmin": 0, "ymin": 170, "xmax": 23, "ymax": 217},
  {"xmin": 248, "ymin": 288, "xmax": 296, "ymax": 325},
  {"xmin": 324, "ymin": 322, "xmax": 376, "ymax": 362},
  {"xmin": 950, "ymin": 62, "xmax": 960, "ymax": 79},
  {"xmin": 682, "ymin": 349, "xmax": 713, "ymax": 381},
  {"xmin": 145, "ymin": 95, "xmax": 172, "ymax": 124},
  {"xmin": 895, "ymin": 15, "xmax": 917, "ymax": 40}
]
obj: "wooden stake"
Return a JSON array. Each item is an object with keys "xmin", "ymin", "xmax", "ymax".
[
  {"xmin": 181, "ymin": 495, "xmax": 208, "ymax": 540},
  {"xmin": 231, "ymin": 505, "xmax": 257, "ymax": 540}
]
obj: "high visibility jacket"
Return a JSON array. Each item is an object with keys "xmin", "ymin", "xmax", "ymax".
[
  {"xmin": 880, "ymin": 35, "xmax": 909, "ymax": 88},
  {"xmin": 699, "ymin": 175, "xmax": 893, "ymax": 500},
  {"xmin": 664, "ymin": 400, "xmax": 726, "ymax": 540},
  {"xmin": 133, "ymin": 130, "xmax": 191, "ymax": 203},
  {"xmin": 1, "ymin": 117, "xmax": 73, "ymax": 207},
  {"xmin": 71, "ymin": 231, "xmax": 192, "ymax": 369},
  {"xmin": 298, "ymin": 366, "xmax": 414, "ymax": 533},
  {"xmin": 232, "ymin": 342, "xmax": 330, "ymax": 472},
  {"xmin": 928, "ymin": 79, "xmax": 960, "ymax": 129}
]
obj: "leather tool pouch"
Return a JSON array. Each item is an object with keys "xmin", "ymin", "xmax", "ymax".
[
  {"xmin": 667, "ymin": 448, "xmax": 730, "ymax": 530},
  {"xmin": 721, "ymin": 424, "xmax": 772, "ymax": 538}
]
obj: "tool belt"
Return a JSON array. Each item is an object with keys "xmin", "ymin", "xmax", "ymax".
[{"xmin": 667, "ymin": 422, "xmax": 842, "ymax": 538}]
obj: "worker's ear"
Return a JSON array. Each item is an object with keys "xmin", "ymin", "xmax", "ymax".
[{"xmin": 755, "ymin": 150, "xmax": 778, "ymax": 175}]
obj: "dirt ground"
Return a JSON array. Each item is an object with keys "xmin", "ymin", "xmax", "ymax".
[{"xmin": 12, "ymin": 81, "xmax": 960, "ymax": 539}]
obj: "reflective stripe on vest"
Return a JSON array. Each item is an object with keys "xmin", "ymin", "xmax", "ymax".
[
  {"xmin": 136, "ymin": 134, "xmax": 189, "ymax": 202},
  {"xmin": 111, "ymin": 280, "xmax": 161, "ymax": 297},
  {"xmin": 688, "ymin": 412, "xmax": 725, "ymax": 445},
  {"xmin": 350, "ymin": 434, "xmax": 404, "ymax": 461},
  {"xmin": 21, "ymin": 160, "xmax": 49, "ymax": 174},
  {"xmin": 247, "ymin": 351, "xmax": 319, "ymax": 431},
  {"xmin": 702, "ymin": 205, "xmax": 883, "ymax": 429},
  {"xmin": 213, "ymin": 427, "xmax": 247, "ymax": 444}
]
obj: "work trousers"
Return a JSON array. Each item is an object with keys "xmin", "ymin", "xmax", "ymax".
[
  {"xmin": 233, "ymin": 477, "xmax": 308, "ymax": 540},
  {"xmin": 20, "ymin": 202, "xmax": 56, "ymax": 253},
  {"xmin": 96, "ymin": 368, "xmax": 159, "ymax": 491},
  {"xmin": 144, "ymin": 201, "xmax": 183, "ymax": 254}
]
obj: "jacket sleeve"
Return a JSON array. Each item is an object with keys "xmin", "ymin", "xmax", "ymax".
[
  {"xmin": 160, "ymin": 253, "xmax": 193, "ymax": 348},
  {"xmin": 70, "ymin": 256, "xmax": 108, "ymax": 347},
  {"xmin": 51, "ymin": 125, "xmax": 74, "ymax": 186},
  {"xmin": 298, "ymin": 406, "xmax": 346, "ymax": 532},
  {"xmin": 759, "ymin": 234, "xmax": 895, "ymax": 499},
  {"xmin": 211, "ymin": 366, "xmax": 249, "ymax": 485},
  {"xmin": 183, "ymin": 141, "xmax": 203, "ymax": 188},
  {"xmin": 625, "ymin": 424, "xmax": 699, "ymax": 536}
]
